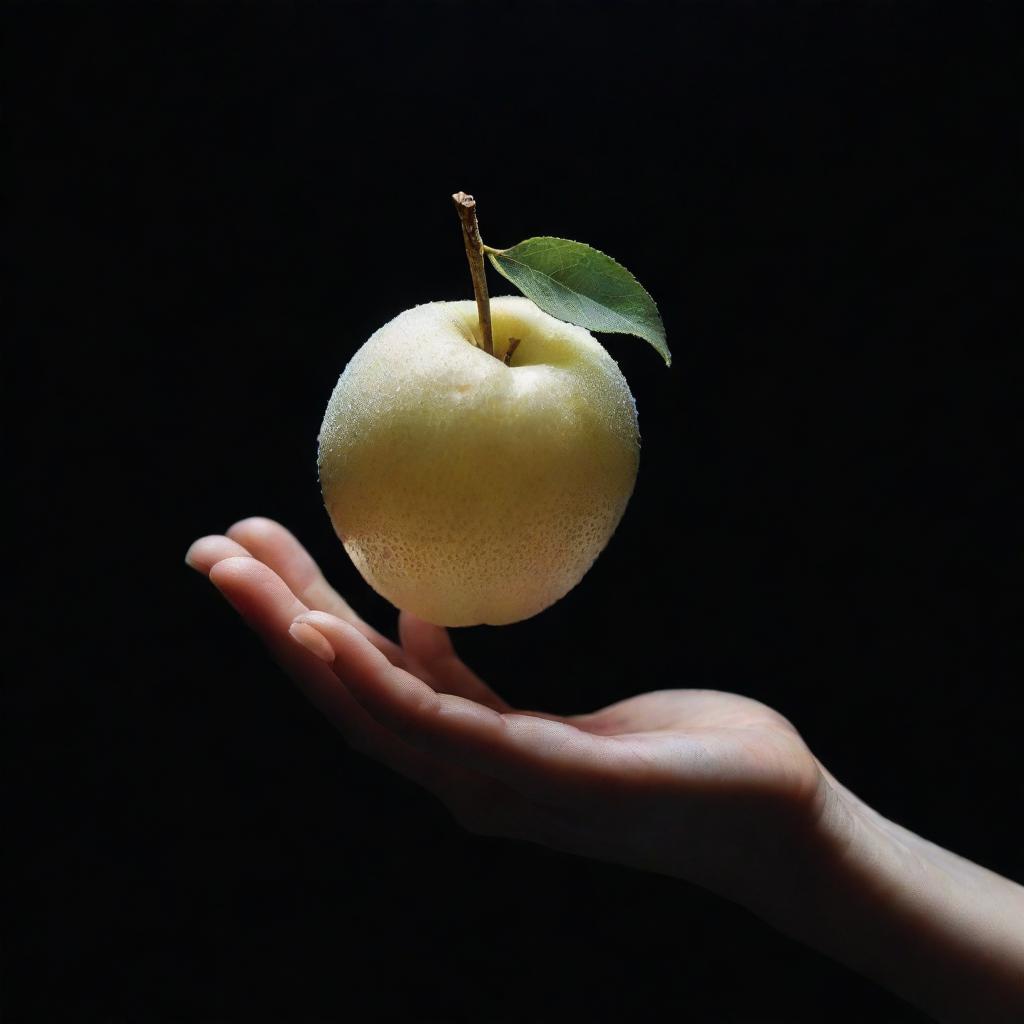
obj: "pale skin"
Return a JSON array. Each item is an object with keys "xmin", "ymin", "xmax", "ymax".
[{"xmin": 187, "ymin": 518, "xmax": 1024, "ymax": 1022}]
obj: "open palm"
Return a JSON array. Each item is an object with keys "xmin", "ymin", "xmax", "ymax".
[{"xmin": 188, "ymin": 518, "xmax": 829, "ymax": 900}]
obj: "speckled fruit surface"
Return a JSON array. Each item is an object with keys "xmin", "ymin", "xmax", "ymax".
[{"xmin": 318, "ymin": 296, "xmax": 640, "ymax": 626}]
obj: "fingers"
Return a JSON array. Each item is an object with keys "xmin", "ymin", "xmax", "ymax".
[
  {"xmin": 220, "ymin": 519, "xmax": 507, "ymax": 710},
  {"xmin": 225, "ymin": 517, "xmax": 408, "ymax": 667},
  {"xmin": 291, "ymin": 611, "xmax": 633, "ymax": 804},
  {"xmin": 187, "ymin": 548, "xmax": 610, "ymax": 851},
  {"xmin": 203, "ymin": 556, "xmax": 533, "ymax": 827},
  {"xmin": 224, "ymin": 517, "xmax": 351, "ymax": 617},
  {"xmin": 207, "ymin": 555, "xmax": 347, "ymax": 718},
  {"xmin": 398, "ymin": 611, "xmax": 510, "ymax": 712},
  {"xmin": 185, "ymin": 534, "xmax": 252, "ymax": 573},
  {"xmin": 206, "ymin": 556, "xmax": 437, "ymax": 784}
]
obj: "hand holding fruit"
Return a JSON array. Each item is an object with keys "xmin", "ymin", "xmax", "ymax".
[
  {"xmin": 185, "ymin": 518, "xmax": 829, "ymax": 903},
  {"xmin": 186, "ymin": 520, "xmax": 1024, "ymax": 1022},
  {"xmin": 185, "ymin": 195, "xmax": 1024, "ymax": 1024}
]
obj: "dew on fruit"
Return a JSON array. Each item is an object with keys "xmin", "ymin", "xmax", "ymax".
[{"xmin": 320, "ymin": 296, "xmax": 639, "ymax": 625}]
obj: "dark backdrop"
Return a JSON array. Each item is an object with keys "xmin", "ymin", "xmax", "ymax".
[{"xmin": 8, "ymin": 2, "xmax": 1020, "ymax": 1021}]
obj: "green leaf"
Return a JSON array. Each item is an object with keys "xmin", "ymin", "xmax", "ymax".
[{"xmin": 487, "ymin": 237, "xmax": 670, "ymax": 365}]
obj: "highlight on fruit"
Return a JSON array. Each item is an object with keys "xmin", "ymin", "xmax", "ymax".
[{"xmin": 317, "ymin": 193, "xmax": 670, "ymax": 627}]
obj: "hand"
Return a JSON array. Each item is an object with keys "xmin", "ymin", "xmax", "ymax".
[
  {"xmin": 186, "ymin": 517, "xmax": 830, "ymax": 903},
  {"xmin": 188, "ymin": 518, "xmax": 1024, "ymax": 1022}
]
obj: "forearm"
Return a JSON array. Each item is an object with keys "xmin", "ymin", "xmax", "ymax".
[{"xmin": 753, "ymin": 775, "xmax": 1024, "ymax": 1022}]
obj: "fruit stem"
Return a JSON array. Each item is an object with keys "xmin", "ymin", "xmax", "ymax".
[{"xmin": 452, "ymin": 191, "xmax": 495, "ymax": 357}]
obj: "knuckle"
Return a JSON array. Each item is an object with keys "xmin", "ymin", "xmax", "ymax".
[{"xmin": 407, "ymin": 686, "xmax": 442, "ymax": 722}]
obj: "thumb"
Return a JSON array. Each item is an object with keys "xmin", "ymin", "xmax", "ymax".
[
  {"xmin": 398, "ymin": 610, "xmax": 510, "ymax": 712},
  {"xmin": 398, "ymin": 610, "xmax": 455, "ymax": 667}
]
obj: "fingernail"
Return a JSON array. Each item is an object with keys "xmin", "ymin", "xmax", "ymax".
[
  {"xmin": 184, "ymin": 543, "xmax": 202, "ymax": 572},
  {"xmin": 288, "ymin": 620, "xmax": 336, "ymax": 663}
]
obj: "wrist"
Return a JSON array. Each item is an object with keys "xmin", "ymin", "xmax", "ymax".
[
  {"xmin": 746, "ymin": 769, "xmax": 1024, "ymax": 1022},
  {"xmin": 704, "ymin": 767, "xmax": 864, "ymax": 923}
]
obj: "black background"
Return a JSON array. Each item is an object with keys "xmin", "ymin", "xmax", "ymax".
[{"xmin": 7, "ymin": 2, "xmax": 1021, "ymax": 1021}]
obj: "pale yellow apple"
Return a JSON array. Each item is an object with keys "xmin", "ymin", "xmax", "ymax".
[{"xmin": 317, "ymin": 296, "xmax": 640, "ymax": 626}]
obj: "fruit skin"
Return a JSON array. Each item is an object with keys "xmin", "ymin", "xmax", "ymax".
[{"xmin": 318, "ymin": 295, "xmax": 640, "ymax": 627}]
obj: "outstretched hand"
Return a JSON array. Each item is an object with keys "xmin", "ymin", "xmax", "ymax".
[
  {"xmin": 188, "ymin": 518, "xmax": 1024, "ymax": 1022},
  {"xmin": 186, "ymin": 517, "xmax": 832, "ymax": 902}
]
